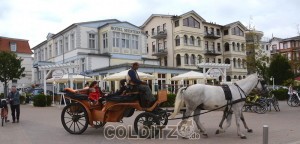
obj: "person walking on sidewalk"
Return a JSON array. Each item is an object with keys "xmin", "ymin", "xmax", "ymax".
[{"xmin": 7, "ymin": 86, "xmax": 20, "ymax": 123}]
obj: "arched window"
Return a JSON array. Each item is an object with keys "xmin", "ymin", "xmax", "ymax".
[
  {"xmin": 238, "ymin": 76, "xmax": 242, "ymax": 80},
  {"xmin": 184, "ymin": 35, "xmax": 188, "ymax": 45},
  {"xmin": 191, "ymin": 54, "xmax": 195, "ymax": 65},
  {"xmin": 243, "ymin": 76, "xmax": 246, "ymax": 79},
  {"xmin": 238, "ymin": 58, "xmax": 241, "ymax": 68},
  {"xmin": 175, "ymin": 35, "xmax": 180, "ymax": 46},
  {"xmin": 190, "ymin": 36, "xmax": 194, "ymax": 46},
  {"xmin": 176, "ymin": 54, "xmax": 181, "ymax": 66},
  {"xmin": 232, "ymin": 42, "xmax": 236, "ymax": 51},
  {"xmin": 197, "ymin": 55, "xmax": 202, "ymax": 63},
  {"xmin": 237, "ymin": 43, "xmax": 240, "ymax": 51},
  {"xmin": 225, "ymin": 58, "xmax": 230, "ymax": 64},
  {"xmin": 242, "ymin": 59, "xmax": 246, "ymax": 68},
  {"xmin": 184, "ymin": 54, "xmax": 189, "ymax": 64},
  {"xmin": 224, "ymin": 43, "xmax": 230, "ymax": 51},
  {"xmin": 234, "ymin": 75, "xmax": 237, "ymax": 79},
  {"xmin": 219, "ymin": 76, "xmax": 222, "ymax": 82},
  {"xmin": 197, "ymin": 37, "xmax": 201, "ymax": 47},
  {"xmin": 233, "ymin": 58, "xmax": 236, "ymax": 68},
  {"xmin": 226, "ymin": 76, "xmax": 231, "ymax": 82}
]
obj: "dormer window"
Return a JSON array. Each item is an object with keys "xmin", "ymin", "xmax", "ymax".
[{"xmin": 10, "ymin": 42, "xmax": 17, "ymax": 52}]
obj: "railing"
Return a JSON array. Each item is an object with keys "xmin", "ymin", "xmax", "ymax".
[{"xmin": 151, "ymin": 30, "xmax": 167, "ymax": 39}]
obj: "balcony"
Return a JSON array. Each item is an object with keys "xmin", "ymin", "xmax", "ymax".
[
  {"xmin": 204, "ymin": 32, "xmax": 221, "ymax": 39},
  {"xmin": 151, "ymin": 30, "xmax": 167, "ymax": 39},
  {"xmin": 152, "ymin": 48, "xmax": 168, "ymax": 57},
  {"xmin": 204, "ymin": 48, "xmax": 222, "ymax": 56}
]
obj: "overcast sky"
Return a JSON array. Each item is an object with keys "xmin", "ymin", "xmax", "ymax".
[{"xmin": 0, "ymin": 0, "xmax": 299, "ymax": 47}]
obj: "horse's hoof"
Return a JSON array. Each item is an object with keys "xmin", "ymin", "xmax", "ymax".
[
  {"xmin": 247, "ymin": 129, "xmax": 253, "ymax": 133},
  {"xmin": 215, "ymin": 130, "xmax": 220, "ymax": 134},
  {"xmin": 240, "ymin": 136, "xmax": 247, "ymax": 139},
  {"xmin": 202, "ymin": 133, "xmax": 208, "ymax": 137}
]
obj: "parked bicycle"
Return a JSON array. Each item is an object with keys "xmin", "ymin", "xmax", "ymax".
[
  {"xmin": 260, "ymin": 93, "xmax": 280, "ymax": 112},
  {"xmin": 0, "ymin": 99, "xmax": 9, "ymax": 126},
  {"xmin": 243, "ymin": 95, "xmax": 268, "ymax": 114},
  {"xmin": 287, "ymin": 91, "xmax": 300, "ymax": 107}
]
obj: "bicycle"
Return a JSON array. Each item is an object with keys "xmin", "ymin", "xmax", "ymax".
[
  {"xmin": 243, "ymin": 95, "xmax": 268, "ymax": 114},
  {"xmin": 260, "ymin": 92, "xmax": 280, "ymax": 112},
  {"xmin": 287, "ymin": 91, "xmax": 300, "ymax": 107},
  {"xmin": 1, "ymin": 99, "xmax": 9, "ymax": 126}
]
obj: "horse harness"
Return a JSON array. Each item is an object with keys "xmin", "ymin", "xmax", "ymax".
[{"xmin": 168, "ymin": 79, "xmax": 263, "ymax": 120}]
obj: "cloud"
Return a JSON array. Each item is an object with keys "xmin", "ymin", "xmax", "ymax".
[{"xmin": 0, "ymin": 0, "xmax": 300, "ymax": 47}]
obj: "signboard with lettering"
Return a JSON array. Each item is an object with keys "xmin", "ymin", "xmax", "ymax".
[
  {"xmin": 52, "ymin": 70, "xmax": 64, "ymax": 79},
  {"xmin": 208, "ymin": 69, "xmax": 221, "ymax": 78},
  {"xmin": 111, "ymin": 26, "xmax": 141, "ymax": 34}
]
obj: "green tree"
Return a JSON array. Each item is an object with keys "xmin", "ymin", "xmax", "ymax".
[
  {"xmin": 0, "ymin": 51, "xmax": 25, "ymax": 97},
  {"xmin": 268, "ymin": 54, "xmax": 294, "ymax": 85}
]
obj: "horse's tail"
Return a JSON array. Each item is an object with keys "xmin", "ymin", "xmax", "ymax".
[{"xmin": 169, "ymin": 87, "xmax": 186, "ymax": 119}]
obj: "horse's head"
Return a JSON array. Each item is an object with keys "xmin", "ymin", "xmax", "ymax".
[{"xmin": 254, "ymin": 73, "xmax": 267, "ymax": 92}]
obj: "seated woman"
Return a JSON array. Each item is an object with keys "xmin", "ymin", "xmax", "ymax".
[{"xmin": 88, "ymin": 81, "xmax": 103, "ymax": 105}]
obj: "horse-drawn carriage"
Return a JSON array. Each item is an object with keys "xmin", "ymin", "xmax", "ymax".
[{"xmin": 61, "ymin": 88, "xmax": 169, "ymax": 136}]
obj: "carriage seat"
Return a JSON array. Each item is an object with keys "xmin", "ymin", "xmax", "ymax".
[
  {"xmin": 63, "ymin": 88, "xmax": 89, "ymax": 100},
  {"xmin": 105, "ymin": 94, "xmax": 139, "ymax": 102},
  {"xmin": 126, "ymin": 84, "xmax": 140, "ymax": 94}
]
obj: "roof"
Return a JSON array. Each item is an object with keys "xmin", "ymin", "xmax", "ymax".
[
  {"xmin": 0, "ymin": 36, "xmax": 33, "ymax": 54},
  {"xmin": 140, "ymin": 14, "xmax": 173, "ymax": 28},
  {"xmin": 295, "ymin": 76, "xmax": 300, "ymax": 81},
  {"xmin": 281, "ymin": 36, "xmax": 300, "ymax": 42},
  {"xmin": 223, "ymin": 21, "xmax": 248, "ymax": 30},
  {"xmin": 98, "ymin": 21, "xmax": 140, "ymax": 30},
  {"xmin": 180, "ymin": 10, "xmax": 206, "ymax": 22}
]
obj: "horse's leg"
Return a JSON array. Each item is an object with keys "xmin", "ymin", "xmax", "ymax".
[
  {"xmin": 240, "ymin": 112, "xmax": 253, "ymax": 133},
  {"xmin": 216, "ymin": 111, "xmax": 233, "ymax": 134},
  {"xmin": 216, "ymin": 108, "xmax": 228, "ymax": 134},
  {"xmin": 233, "ymin": 107, "xmax": 247, "ymax": 139},
  {"xmin": 193, "ymin": 108, "xmax": 208, "ymax": 137},
  {"xmin": 179, "ymin": 106, "xmax": 195, "ymax": 139}
]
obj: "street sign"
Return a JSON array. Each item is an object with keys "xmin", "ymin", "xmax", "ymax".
[
  {"xmin": 208, "ymin": 69, "xmax": 221, "ymax": 78},
  {"xmin": 52, "ymin": 70, "xmax": 64, "ymax": 79}
]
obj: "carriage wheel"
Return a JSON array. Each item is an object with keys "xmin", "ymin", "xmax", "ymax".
[
  {"xmin": 134, "ymin": 112, "xmax": 160, "ymax": 138},
  {"xmin": 61, "ymin": 103, "xmax": 89, "ymax": 134},
  {"xmin": 93, "ymin": 121, "xmax": 106, "ymax": 129},
  {"xmin": 254, "ymin": 101, "xmax": 267, "ymax": 114},
  {"xmin": 155, "ymin": 110, "xmax": 168, "ymax": 128}
]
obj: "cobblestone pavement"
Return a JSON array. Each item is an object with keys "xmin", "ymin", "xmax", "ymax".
[{"xmin": 1, "ymin": 101, "xmax": 300, "ymax": 144}]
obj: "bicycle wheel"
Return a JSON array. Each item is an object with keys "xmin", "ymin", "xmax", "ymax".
[
  {"xmin": 254, "ymin": 101, "xmax": 267, "ymax": 114},
  {"xmin": 291, "ymin": 96, "xmax": 300, "ymax": 107}
]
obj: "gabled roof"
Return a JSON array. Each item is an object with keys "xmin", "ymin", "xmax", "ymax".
[
  {"xmin": 179, "ymin": 10, "xmax": 206, "ymax": 22},
  {"xmin": 140, "ymin": 14, "xmax": 173, "ymax": 28},
  {"xmin": 223, "ymin": 21, "xmax": 248, "ymax": 30},
  {"xmin": 0, "ymin": 36, "xmax": 33, "ymax": 54}
]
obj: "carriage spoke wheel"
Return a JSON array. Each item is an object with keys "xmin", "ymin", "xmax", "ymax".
[
  {"xmin": 93, "ymin": 121, "xmax": 106, "ymax": 129},
  {"xmin": 134, "ymin": 112, "xmax": 160, "ymax": 138},
  {"xmin": 61, "ymin": 103, "xmax": 88, "ymax": 134}
]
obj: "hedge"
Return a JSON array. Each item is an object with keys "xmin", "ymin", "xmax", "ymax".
[
  {"xmin": 33, "ymin": 94, "xmax": 52, "ymax": 107},
  {"xmin": 161, "ymin": 93, "xmax": 176, "ymax": 107},
  {"xmin": 271, "ymin": 88, "xmax": 289, "ymax": 100}
]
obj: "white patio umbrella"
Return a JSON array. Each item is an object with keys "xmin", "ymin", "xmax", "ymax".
[
  {"xmin": 171, "ymin": 71, "xmax": 214, "ymax": 81},
  {"xmin": 103, "ymin": 70, "xmax": 155, "ymax": 81},
  {"xmin": 46, "ymin": 74, "xmax": 95, "ymax": 83}
]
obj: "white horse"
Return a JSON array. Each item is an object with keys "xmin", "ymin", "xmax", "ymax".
[{"xmin": 169, "ymin": 73, "xmax": 264, "ymax": 139}]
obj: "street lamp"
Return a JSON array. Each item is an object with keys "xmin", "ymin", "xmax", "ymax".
[{"xmin": 270, "ymin": 76, "xmax": 275, "ymax": 90}]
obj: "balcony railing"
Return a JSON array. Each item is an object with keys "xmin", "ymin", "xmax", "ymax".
[
  {"xmin": 152, "ymin": 48, "xmax": 168, "ymax": 57},
  {"xmin": 204, "ymin": 31, "xmax": 221, "ymax": 39},
  {"xmin": 151, "ymin": 30, "xmax": 167, "ymax": 39},
  {"xmin": 204, "ymin": 48, "xmax": 222, "ymax": 56}
]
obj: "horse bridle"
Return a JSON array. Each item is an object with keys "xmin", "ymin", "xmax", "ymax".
[{"xmin": 234, "ymin": 78, "xmax": 265, "ymax": 99}]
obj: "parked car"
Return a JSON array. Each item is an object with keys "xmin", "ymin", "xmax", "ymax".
[{"xmin": 31, "ymin": 88, "xmax": 57, "ymax": 96}]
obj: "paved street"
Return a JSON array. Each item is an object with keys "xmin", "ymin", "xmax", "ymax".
[{"xmin": 1, "ymin": 101, "xmax": 300, "ymax": 144}]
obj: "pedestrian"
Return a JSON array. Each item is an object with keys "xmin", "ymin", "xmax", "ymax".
[
  {"xmin": 288, "ymin": 84, "xmax": 294, "ymax": 96},
  {"xmin": 7, "ymin": 86, "xmax": 21, "ymax": 123}
]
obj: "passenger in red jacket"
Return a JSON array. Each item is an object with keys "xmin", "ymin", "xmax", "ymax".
[{"xmin": 89, "ymin": 81, "xmax": 102, "ymax": 105}]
